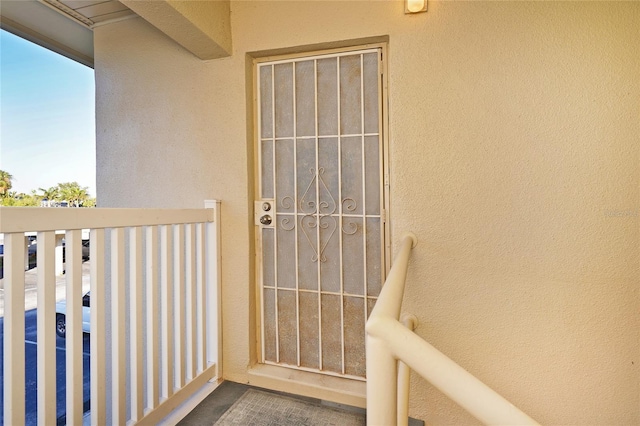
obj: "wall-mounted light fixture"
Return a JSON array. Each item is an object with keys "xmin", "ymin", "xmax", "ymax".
[{"xmin": 405, "ymin": 0, "xmax": 427, "ymax": 14}]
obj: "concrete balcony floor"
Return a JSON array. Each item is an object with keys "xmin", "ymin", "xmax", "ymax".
[
  {"xmin": 179, "ymin": 381, "xmax": 366, "ymax": 425},
  {"xmin": 179, "ymin": 381, "xmax": 425, "ymax": 426}
]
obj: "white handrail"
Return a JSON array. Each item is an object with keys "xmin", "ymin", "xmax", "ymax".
[
  {"xmin": 365, "ymin": 233, "xmax": 417, "ymax": 426},
  {"xmin": 365, "ymin": 233, "xmax": 540, "ymax": 426},
  {"xmin": 0, "ymin": 206, "xmax": 214, "ymax": 233}
]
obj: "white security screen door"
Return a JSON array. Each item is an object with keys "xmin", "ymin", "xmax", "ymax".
[{"xmin": 255, "ymin": 47, "xmax": 387, "ymax": 379}]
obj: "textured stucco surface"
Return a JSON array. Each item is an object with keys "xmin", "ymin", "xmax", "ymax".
[{"xmin": 94, "ymin": 2, "xmax": 639, "ymax": 424}]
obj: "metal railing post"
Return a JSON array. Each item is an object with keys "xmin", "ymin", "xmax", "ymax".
[
  {"xmin": 398, "ymin": 314, "xmax": 418, "ymax": 426},
  {"xmin": 366, "ymin": 233, "xmax": 417, "ymax": 426},
  {"xmin": 366, "ymin": 333, "xmax": 398, "ymax": 425}
]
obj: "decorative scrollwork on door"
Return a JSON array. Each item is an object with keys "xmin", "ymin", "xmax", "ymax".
[
  {"xmin": 278, "ymin": 167, "xmax": 359, "ymax": 263},
  {"xmin": 342, "ymin": 219, "xmax": 359, "ymax": 235},
  {"xmin": 300, "ymin": 215, "xmax": 337, "ymax": 262},
  {"xmin": 280, "ymin": 217, "xmax": 296, "ymax": 231},
  {"xmin": 281, "ymin": 196, "xmax": 294, "ymax": 210},
  {"xmin": 300, "ymin": 168, "xmax": 337, "ymax": 215}
]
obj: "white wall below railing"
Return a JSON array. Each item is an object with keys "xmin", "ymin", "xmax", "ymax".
[{"xmin": 0, "ymin": 201, "xmax": 222, "ymax": 426}]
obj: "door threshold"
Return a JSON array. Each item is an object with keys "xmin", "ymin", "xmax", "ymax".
[{"xmin": 247, "ymin": 364, "xmax": 366, "ymax": 409}]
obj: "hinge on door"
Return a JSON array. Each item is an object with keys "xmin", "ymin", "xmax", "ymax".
[
  {"xmin": 381, "ymin": 209, "xmax": 387, "ymax": 223},
  {"xmin": 384, "ymin": 173, "xmax": 390, "ymax": 187}
]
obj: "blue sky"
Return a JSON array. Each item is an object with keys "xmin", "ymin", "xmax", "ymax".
[{"xmin": 0, "ymin": 29, "xmax": 96, "ymax": 198}]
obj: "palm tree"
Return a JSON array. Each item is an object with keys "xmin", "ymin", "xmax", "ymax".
[
  {"xmin": 0, "ymin": 170, "xmax": 13, "ymax": 197},
  {"xmin": 58, "ymin": 182, "xmax": 89, "ymax": 207},
  {"xmin": 38, "ymin": 186, "xmax": 60, "ymax": 207},
  {"xmin": 68, "ymin": 187, "xmax": 88, "ymax": 207}
]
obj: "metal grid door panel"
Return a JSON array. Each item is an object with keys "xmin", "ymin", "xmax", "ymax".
[{"xmin": 257, "ymin": 48, "xmax": 384, "ymax": 379}]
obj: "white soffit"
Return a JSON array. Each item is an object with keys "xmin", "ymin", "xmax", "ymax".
[
  {"xmin": 42, "ymin": 0, "xmax": 136, "ymax": 27},
  {"xmin": 0, "ymin": 0, "xmax": 135, "ymax": 67}
]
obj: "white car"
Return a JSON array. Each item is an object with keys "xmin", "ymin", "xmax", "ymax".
[{"xmin": 55, "ymin": 292, "xmax": 91, "ymax": 338}]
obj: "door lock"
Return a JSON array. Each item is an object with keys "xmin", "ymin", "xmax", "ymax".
[
  {"xmin": 259, "ymin": 215, "xmax": 272, "ymax": 225},
  {"xmin": 255, "ymin": 199, "xmax": 275, "ymax": 227}
]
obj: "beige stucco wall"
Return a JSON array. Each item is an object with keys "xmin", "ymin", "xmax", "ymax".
[{"xmin": 94, "ymin": 1, "xmax": 639, "ymax": 424}]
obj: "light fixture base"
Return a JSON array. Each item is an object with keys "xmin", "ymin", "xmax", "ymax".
[{"xmin": 405, "ymin": 0, "xmax": 427, "ymax": 14}]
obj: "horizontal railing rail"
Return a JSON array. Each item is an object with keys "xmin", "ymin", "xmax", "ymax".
[
  {"xmin": 365, "ymin": 232, "xmax": 539, "ymax": 426},
  {"xmin": 0, "ymin": 202, "xmax": 222, "ymax": 426},
  {"xmin": 0, "ymin": 206, "xmax": 214, "ymax": 233}
]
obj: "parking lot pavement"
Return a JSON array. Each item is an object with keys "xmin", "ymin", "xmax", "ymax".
[
  {"xmin": 0, "ymin": 261, "xmax": 92, "ymax": 423},
  {"xmin": 0, "ymin": 261, "xmax": 91, "ymax": 318},
  {"xmin": 0, "ymin": 308, "xmax": 92, "ymax": 424}
]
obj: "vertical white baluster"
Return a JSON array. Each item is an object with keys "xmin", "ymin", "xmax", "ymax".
[
  {"xmin": 65, "ymin": 230, "xmax": 84, "ymax": 425},
  {"xmin": 90, "ymin": 228, "xmax": 106, "ymax": 426},
  {"xmin": 36, "ymin": 231, "xmax": 56, "ymax": 426},
  {"xmin": 111, "ymin": 227, "xmax": 126, "ymax": 424},
  {"xmin": 195, "ymin": 223, "xmax": 206, "ymax": 373},
  {"xmin": 185, "ymin": 223, "xmax": 197, "ymax": 380},
  {"xmin": 173, "ymin": 224, "xmax": 185, "ymax": 388},
  {"xmin": 160, "ymin": 225, "xmax": 174, "ymax": 398},
  {"xmin": 205, "ymin": 201, "xmax": 222, "ymax": 373},
  {"xmin": 145, "ymin": 226, "xmax": 160, "ymax": 408},
  {"xmin": 129, "ymin": 227, "xmax": 144, "ymax": 421},
  {"xmin": 4, "ymin": 233, "xmax": 26, "ymax": 426}
]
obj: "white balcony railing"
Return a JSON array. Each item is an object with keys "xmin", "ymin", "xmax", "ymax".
[
  {"xmin": 0, "ymin": 201, "xmax": 222, "ymax": 425},
  {"xmin": 365, "ymin": 233, "xmax": 540, "ymax": 426}
]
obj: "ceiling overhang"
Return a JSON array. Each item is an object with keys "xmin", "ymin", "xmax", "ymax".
[
  {"xmin": 1, "ymin": 0, "xmax": 232, "ymax": 67},
  {"xmin": 1, "ymin": 0, "xmax": 97, "ymax": 67}
]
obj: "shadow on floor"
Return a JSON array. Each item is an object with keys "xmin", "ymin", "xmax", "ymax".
[{"xmin": 179, "ymin": 381, "xmax": 252, "ymax": 425}]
